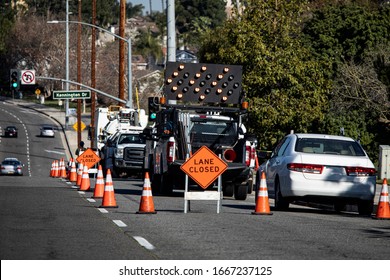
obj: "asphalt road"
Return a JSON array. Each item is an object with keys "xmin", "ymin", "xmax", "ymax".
[{"xmin": 1, "ymin": 99, "xmax": 390, "ymax": 261}]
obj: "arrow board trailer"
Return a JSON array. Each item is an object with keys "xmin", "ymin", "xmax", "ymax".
[{"xmin": 143, "ymin": 62, "xmax": 258, "ymax": 201}]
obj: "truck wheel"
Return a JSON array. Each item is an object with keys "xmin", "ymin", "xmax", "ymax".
[
  {"xmin": 151, "ymin": 174, "xmax": 162, "ymax": 195},
  {"xmin": 151, "ymin": 173, "xmax": 172, "ymax": 195},
  {"xmin": 223, "ymin": 182, "xmax": 234, "ymax": 197},
  {"xmin": 111, "ymin": 167, "xmax": 119, "ymax": 178},
  {"xmin": 247, "ymin": 170, "xmax": 255, "ymax": 194},
  {"xmin": 234, "ymin": 183, "xmax": 248, "ymax": 200}
]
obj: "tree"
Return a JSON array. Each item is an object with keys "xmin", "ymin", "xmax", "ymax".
[
  {"xmin": 303, "ymin": 2, "xmax": 390, "ymax": 78},
  {"xmin": 126, "ymin": 2, "xmax": 144, "ymax": 18},
  {"xmin": 303, "ymin": 2, "xmax": 390, "ymax": 162},
  {"xmin": 199, "ymin": 0, "xmax": 331, "ymax": 149},
  {"xmin": 175, "ymin": 0, "xmax": 226, "ymax": 48},
  {"xmin": 133, "ymin": 28, "xmax": 163, "ymax": 66}
]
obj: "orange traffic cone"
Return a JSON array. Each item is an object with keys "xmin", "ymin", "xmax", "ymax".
[
  {"xmin": 67, "ymin": 158, "xmax": 73, "ymax": 179},
  {"xmin": 69, "ymin": 160, "xmax": 77, "ymax": 182},
  {"xmin": 100, "ymin": 169, "xmax": 118, "ymax": 208},
  {"xmin": 92, "ymin": 165, "xmax": 105, "ymax": 198},
  {"xmin": 76, "ymin": 162, "xmax": 83, "ymax": 186},
  {"xmin": 137, "ymin": 172, "xmax": 157, "ymax": 214},
  {"xmin": 373, "ymin": 178, "xmax": 390, "ymax": 220},
  {"xmin": 252, "ymin": 171, "xmax": 273, "ymax": 215},
  {"xmin": 79, "ymin": 165, "xmax": 91, "ymax": 191},
  {"xmin": 53, "ymin": 160, "xmax": 59, "ymax": 178},
  {"xmin": 50, "ymin": 160, "xmax": 55, "ymax": 177},
  {"xmin": 60, "ymin": 158, "xmax": 67, "ymax": 178}
]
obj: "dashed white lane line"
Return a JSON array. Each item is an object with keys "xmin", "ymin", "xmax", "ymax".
[
  {"xmin": 87, "ymin": 198, "xmax": 96, "ymax": 203},
  {"xmin": 98, "ymin": 208, "xmax": 109, "ymax": 213},
  {"xmin": 133, "ymin": 236, "xmax": 156, "ymax": 250},
  {"xmin": 113, "ymin": 220, "xmax": 127, "ymax": 227}
]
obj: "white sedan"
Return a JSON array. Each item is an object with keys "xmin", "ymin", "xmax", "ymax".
[
  {"xmin": 40, "ymin": 126, "xmax": 55, "ymax": 137},
  {"xmin": 258, "ymin": 133, "xmax": 376, "ymax": 215}
]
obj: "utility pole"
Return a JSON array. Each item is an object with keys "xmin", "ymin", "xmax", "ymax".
[
  {"xmin": 77, "ymin": 0, "xmax": 82, "ymax": 150},
  {"xmin": 119, "ymin": 0, "xmax": 126, "ymax": 104},
  {"xmin": 65, "ymin": 0, "xmax": 70, "ymax": 129},
  {"xmin": 90, "ymin": 0, "xmax": 97, "ymax": 149},
  {"xmin": 167, "ymin": 0, "xmax": 176, "ymax": 62}
]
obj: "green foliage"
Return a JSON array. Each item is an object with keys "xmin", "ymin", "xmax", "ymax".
[
  {"xmin": 303, "ymin": 3, "xmax": 390, "ymax": 78},
  {"xmin": 175, "ymin": 0, "xmax": 226, "ymax": 47},
  {"xmin": 80, "ymin": 0, "xmax": 120, "ymax": 26},
  {"xmin": 134, "ymin": 28, "xmax": 163, "ymax": 64},
  {"xmin": 199, "ymin": 0, "xmax": 332, "ymax": 149},
  {"xmin": 0, "ymin": 2, "xmax": 15, "ymax": 55}
]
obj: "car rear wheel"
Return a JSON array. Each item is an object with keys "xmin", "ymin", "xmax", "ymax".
[
  {"xmin": 334, "ymin": 201, "xmax": 346, "ymax": 212},
  {"xmin": 358, "ymin": 200, "xmax": 373, "ymax": 216},
  {"xmin": 275, "ymin": 178, "xmax": 289, "ymax": 210}
]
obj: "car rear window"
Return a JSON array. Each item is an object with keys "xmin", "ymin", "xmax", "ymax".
[
  {"xmin": 295, "ymin": 138, "xmax": 366, "ymax": 156},
  {"xmin": 2, "ymin": 161, "xmax": 20, "ymax": 165}
]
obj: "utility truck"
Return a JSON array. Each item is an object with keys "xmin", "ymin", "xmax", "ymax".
[
  {"xmin": 143, "ymin": 62, "xmax": 257, "ymax": 200},
  {"xmin": 94, "ymin": 106, "xmax": 148, "ymax": 177}
]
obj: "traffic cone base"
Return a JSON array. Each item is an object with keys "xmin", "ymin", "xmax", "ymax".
[
  {"xmin": 137, "ymin": 172, "xmax": 157, "ymax": 214},
  {"xmin": 252, "ymin": 171, "xmax": 273, "ymax": 215},
  {"xmin": 373, "ymin": 178, "xmax": 390, "ymax": 220}
]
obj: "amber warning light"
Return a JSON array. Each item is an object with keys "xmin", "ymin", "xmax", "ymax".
[{"xmin": 164, "ymin": 62, "xmax": 243, "ymax": 104}]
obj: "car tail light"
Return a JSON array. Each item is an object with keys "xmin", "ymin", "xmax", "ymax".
[
  {"xmin": 167, "ymin": 136, "xmax": 176, "ymax": 163},
  {"xmin": 345, "ymin": 166, "xmax": 376, "ymax": 176},
  {"xmin": 224, "ymin": 149, "xmax": 236, "ymax": 162},
  {"xmin": 287, "ymin": 163, "xmax": 323, "ymax": 174}
]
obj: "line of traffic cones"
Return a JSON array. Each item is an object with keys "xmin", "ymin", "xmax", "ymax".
[
  {"xmin": 252, "ymin": 171, "xmax": 272, "ymax": 215},
  {"xmin": 49, "ymin": 159, "xmax": 159, "ymax": 214},
  {"xmin": 373, "ymin": 178, "xmax": 390, "ymax": 220}
]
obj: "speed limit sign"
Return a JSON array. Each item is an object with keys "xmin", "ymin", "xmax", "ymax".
[{"xmin": 21, "ymin": 70, "xmax": 36, "ymax": 85}]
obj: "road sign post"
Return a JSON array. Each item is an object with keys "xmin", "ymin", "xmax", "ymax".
[{"xmin": 180, "ymin": 146, "xmax": 228, "ymax": 213}]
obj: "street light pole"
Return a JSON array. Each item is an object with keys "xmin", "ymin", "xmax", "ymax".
[
  {"xmin": 65, "ymin": 0, "xmax": 70, "ymax": 129},
  {"xmin": 47, "ymin": 20, "xmax": 133, "ymax": 108}
]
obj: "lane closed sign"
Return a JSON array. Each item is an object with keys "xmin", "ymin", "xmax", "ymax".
[
  {"xmin": 76, "ymin": 148, "xmax": 101, "ymax": 168},
  {"xmin": 180, "ymin": 146, "xmax": 228, "ymax": 189}
]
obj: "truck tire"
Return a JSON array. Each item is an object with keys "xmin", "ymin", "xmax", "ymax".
[
  {"xmin": 234, "ymin": 183, "xmax": 248, "ymax": 200},
  {"xmin": 111, "ymin": 167, "xmax": 119, "ymax": 178},
  {"xmin": 151, "ymin": 173, "xmax": 173, "ymax": 195},
  {"xmin": 223, "ymin": 182, "xmax": 234, "ymax": 197}
]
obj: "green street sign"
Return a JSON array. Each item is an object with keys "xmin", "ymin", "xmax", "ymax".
[{"xmin": 53, "ymin": 90, "xmax": 91, "ymax": 99}]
